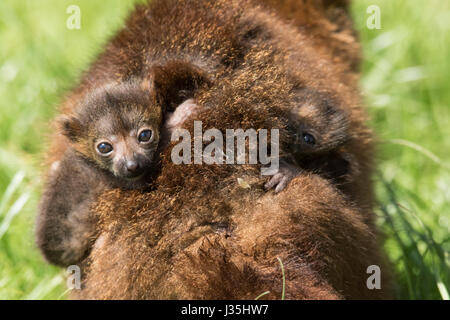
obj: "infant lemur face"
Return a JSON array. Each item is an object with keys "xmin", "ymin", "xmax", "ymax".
[
  {"xmin": 93, "ymin": 112, "xmax": 159, "ymax": 181},
  {"xmin": 61, "ymin": 81, "xmax": 163, "ymax": 185},
  {"xmin": 265, "ymin": 88, "xmax": 351, "ymax": 193},
  {"xmin": 289, "ymin": 88, "xmax": 350, "ymax": 158}
]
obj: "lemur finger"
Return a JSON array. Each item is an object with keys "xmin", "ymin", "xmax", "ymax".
[
  {"xmin": 274, "ymin": 176, "xmax": 291, "ymax": 193},
  {"xmin": 263, "ymin": 166, "xmax": 279, "ymax": 176},
  {"xmin": 264, "ymin": 172, "xmax": 283, "ymax": 190}
]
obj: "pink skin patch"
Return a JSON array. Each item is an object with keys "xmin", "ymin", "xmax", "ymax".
[
  {"xmin": 165, "ymin": 99, "xmax": 200, "ymax": 130},
  {"xmin": 161, "ymin": 99, "xmax": 201, "ymax": 147}
]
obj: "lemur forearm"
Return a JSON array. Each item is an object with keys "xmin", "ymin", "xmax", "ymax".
[{"xmin": 36, "ymin": 149, "xmax": 104, "ymax": 267}]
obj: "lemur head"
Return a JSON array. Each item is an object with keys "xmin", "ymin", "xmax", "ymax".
[
  {"xmin": 60, "ymin": 80, "xmax": 163, "ymax": 187},
  {"xmin": 60, "ymin": 61, "xmax": 210, "ymax": 188},
  {"xmin": 289, "ymin": 87, "xmax": 350, "ymax": 158}
]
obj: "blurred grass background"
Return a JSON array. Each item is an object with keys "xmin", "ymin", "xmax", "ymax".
[{"xmin": 0, "ymin": 0, "xmax": 448, "ymax": 299}]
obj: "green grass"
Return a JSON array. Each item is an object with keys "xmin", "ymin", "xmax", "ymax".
[
  {"xmin": 352, "ymin": 0, "xmax": 450, "ymax": 299},
  {"xmin": 0, "ymin": 0, "xmax": 448, "ymax": 299}
]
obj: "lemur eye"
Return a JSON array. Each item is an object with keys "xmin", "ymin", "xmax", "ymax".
[
  {"xmin": 97, "ymin": 142, "xmax": 113, "ymax": 155},
  {"xmin": 138, "ymin": 129, "xmax": 153, "ymax": 143},
  {"xmin": 302, "ymin": 133, "xmax": 316, "ymax": 145}
]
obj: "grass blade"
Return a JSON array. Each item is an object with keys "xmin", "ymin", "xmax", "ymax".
[
  {"xmin": 0, "ymin": 171, "xmax": 25, "ymax": 217},
  {"xmin": 0, "ymin": 192, "xmax": 30, "ymax": 240},
  {"xmin": 277, "ymin": 257, "xmax": 286, "ymax": 300},
  {"xmin": 254, "ymin": 291, "xmax": 270, "ymax": 300}
]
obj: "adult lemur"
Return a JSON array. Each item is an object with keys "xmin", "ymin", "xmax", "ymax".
[{"xmin": 37, "ymin": 0, "xmax": 391, "ymax": 299}]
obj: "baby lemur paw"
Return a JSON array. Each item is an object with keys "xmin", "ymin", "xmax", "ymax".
[
  {"xmin": 264, "ymin": 160, "xmax": 301, "ymax": 193},
  {"xmin": 165, "ymin": 99, "xmax": 200, "ymax": 130}
]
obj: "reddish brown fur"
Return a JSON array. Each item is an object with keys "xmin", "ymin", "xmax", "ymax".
[{"xmin": 40, "ymin": 0, "xmax": 391, "ymax": 299}]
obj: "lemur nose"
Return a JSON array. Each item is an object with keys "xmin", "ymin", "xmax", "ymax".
[{"xmin": 126, "ymin": 160, "xmax": 139, "ymax": 172}]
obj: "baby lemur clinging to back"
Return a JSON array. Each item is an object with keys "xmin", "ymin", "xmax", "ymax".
[
  {"xmin": 265, "ymin": 87, "xmax": 351, "ymax": 192},
  {"xmin": 37, "ymin": 80, "xmax": 165, "ymax": 266},
  {"xmin": 37, "ymin": 60, "xmax": 218, "ymax": 267},
  {"xmin": 289, "ymin": 88, "xmax": 350, "ymax": 157},
  {"xmin": 38, "ymin": 78, "xmax": 205, "ymax": 266}
]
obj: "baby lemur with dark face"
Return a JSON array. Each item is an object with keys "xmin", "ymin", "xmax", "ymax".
[
  {"xmin": 265, "ymin": 88, "xmax": 351, "ymax": 192},
  {"xmin": 37, "ymin": 70, "xmax": 209, "ymax": 267},
  {"xmin": 37, "ymin": 80, "xmax": 165, "ymax": 266},
  {"xmin": 61, "ymin": 81, "xmax": 163, "ymax": 189},
  {"xmin": 37, "ymin": 60, "xmax": 214, "ymax": 267}
]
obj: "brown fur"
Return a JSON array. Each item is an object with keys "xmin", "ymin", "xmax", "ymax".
[
  {"xmin": 39, "ymin": 0, "xmax": 391, "ymax": 299},
  {"xmin": 36, "ymin": 80, "xmax": 164, "ymax": 266},
  {"xmin": 36, "ymin": 69, "xmax": 210, "ymax": 267}
]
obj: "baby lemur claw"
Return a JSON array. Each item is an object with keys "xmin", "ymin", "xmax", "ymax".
[{"xmin": 264, "ymin": 160, "xmax": 300, "ymax": 193}]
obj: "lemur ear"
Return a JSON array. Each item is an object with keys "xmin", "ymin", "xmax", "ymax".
[
  {"xmin": 151, "ymin": 61, "xmax": 211, "ymax": 112},
  {"xmin": 59, "ymin": 115, "xmax": 82, "ymax": 142}
]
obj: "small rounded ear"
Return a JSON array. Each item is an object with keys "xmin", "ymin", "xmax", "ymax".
[
  {"xmin": 58, "ymin": 115, "xmax": 82, "ymax": 142},
  {"xmin": 151, "ymin": 61, "xmax": 211, "ymax": 112}
]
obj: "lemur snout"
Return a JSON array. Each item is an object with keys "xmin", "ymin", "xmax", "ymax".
[{"xmin": 126, "ymin": 160, "xmax": 139, "ymax": 172}]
